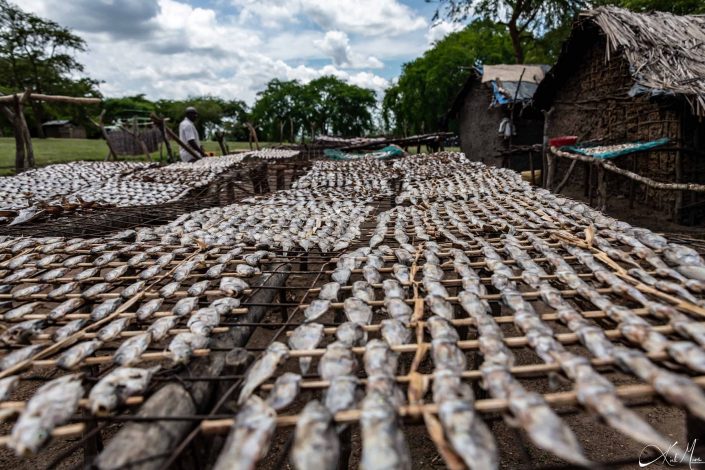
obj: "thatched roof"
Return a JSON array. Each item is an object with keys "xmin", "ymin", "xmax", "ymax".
[{"xmin": 534, "ymin": 6, "xmax": 705, "ymax": 116}]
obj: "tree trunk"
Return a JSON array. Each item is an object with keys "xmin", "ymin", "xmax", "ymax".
[
  {"xmin": 508, "ymin": 21, "xmax": 524, "ymax": 64},
  {"xmin": 278, "ymin": 120, "xmax": 284, "ymax": 143},
  {"xmin": 289, "ymin": 117, "xmax": 294, "ymax": 143},
  {"xmin": 30, "ymin": 100, "xmax": 46, "ymax": 139}
]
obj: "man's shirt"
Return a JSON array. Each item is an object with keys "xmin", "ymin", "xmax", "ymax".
[{"xmin": 178, "ymin": 117, "xmax": 200, "ymax": 162}]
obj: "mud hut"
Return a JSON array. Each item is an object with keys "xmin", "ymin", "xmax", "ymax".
[
  {"xmin": 41, "ymin": 120, "xmax": 87, "ymax": 139},
  {"xmin": 448, "ymin": 64, "xmax": 547, "ymax": 172},
  {"xmin": 533, "ymin": 7, "xmax": 705, "ymax": 224}
]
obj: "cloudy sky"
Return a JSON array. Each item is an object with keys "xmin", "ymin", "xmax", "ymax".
[{"xmin": 20, "ymin": 0, "xmax": 463, "ymax": 103}]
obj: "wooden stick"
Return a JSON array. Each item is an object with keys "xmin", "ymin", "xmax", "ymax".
[{"xmin": 0, "ymin": 93, "xmax": 101, "ymax": 105}]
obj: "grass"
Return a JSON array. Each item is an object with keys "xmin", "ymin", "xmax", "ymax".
[
  {"xmin": 0, "ymin": 137, "xmax": 276, "ymax": 175},
  {"xmin": 0, "ymin": 137, "xmax": 461, "ymax": 175}
]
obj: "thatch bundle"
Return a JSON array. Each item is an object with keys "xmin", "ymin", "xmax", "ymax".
[{"xmin": 585, "ymin": 6, "xmax": 705, "ymax": 116}]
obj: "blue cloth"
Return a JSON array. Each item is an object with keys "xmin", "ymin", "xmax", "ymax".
[{"xmin": 562, "ymin": 138, "xmax": 670, "ymax": 159}]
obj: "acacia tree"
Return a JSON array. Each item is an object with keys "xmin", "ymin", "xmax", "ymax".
[
  {"xmin": 431, "ymin": 0, "xmax": 587, "ymax": 64},
  {"xmin": 0, "ymin": 0, "xmax": 98, "ymax": 136}
]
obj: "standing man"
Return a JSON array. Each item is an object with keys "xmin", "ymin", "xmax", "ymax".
[{"xmin": 179, "ymin": 106, "xmax": 206, "ymax": 162}]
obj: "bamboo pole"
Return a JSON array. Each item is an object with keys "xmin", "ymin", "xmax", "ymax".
[{"xmin": 0, "ymin": 93, "xmax": 101, "ymax": 105}]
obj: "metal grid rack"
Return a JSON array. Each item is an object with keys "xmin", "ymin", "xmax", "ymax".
[{"xmin": 0, "ymin": 153, "xmax": 703, "ymax": 469}]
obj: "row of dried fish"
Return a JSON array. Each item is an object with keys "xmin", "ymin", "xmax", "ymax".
[{"xmin": 245, "ymin": 148, "xmax": 300, "ymax": 160}]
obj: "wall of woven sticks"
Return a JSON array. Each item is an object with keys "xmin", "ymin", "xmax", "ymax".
[{"xmin": 0, "ymin": 152, "xmax": 704, "ymax": 468}]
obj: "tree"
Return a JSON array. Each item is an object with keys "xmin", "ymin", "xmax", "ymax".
[
  {"xmin": 382, "ymin": 20, "xmax": 540, "ymax": 136},
  {"xmin": 431, "ymin": 0, "xmax": 587, "ymax": 64},
  {"xmin": 0, "ymin": 0, "xmax": 100, "ymax": 136},
  {"xmin": 155, "ymin": 96, "xmax": 248, "ymax": 140}
]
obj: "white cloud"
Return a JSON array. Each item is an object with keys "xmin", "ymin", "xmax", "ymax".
[
  {"xmin": 16, "ymin": 0, "xmax": 441, "ymax": 103},
  {"xmin": 315, "ymin": 31, "xmax": 383, "ymax": 69}
]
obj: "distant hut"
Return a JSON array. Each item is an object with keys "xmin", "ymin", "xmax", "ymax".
[
  {"xmin": 42, "ymin": 120, "xmax": 87, "ymax": 139},
  {"xmin": 533, "ymin": 7, "xmax": 705, "ymax": 224},
  {"xmin": 448, "ymin": 64, "xmax": 548, "ymax": 172}
]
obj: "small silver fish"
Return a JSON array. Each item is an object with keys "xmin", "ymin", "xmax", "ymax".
[
  {"xmin": 382, "ymin": 280, "xmax": 404, "ymax": 299},
  {"xmin": 352, "ymin": 281, "xmax": 375, "ymax": 303},
  {"xmin": 362, "ymin": 266, "xmax": 382, "ymax": 284},
  {"xmin": 238, "ymin": 342, "xmax": 289, "ymax": 405},
  {"xmin": 384, "ymin": 298, "xmax": 412, "ymax": 325},
  {"xmin": 380, "ymin": 319, "xmax": 411, "ymax": 347},
  {"xmin": 304, "ymin": 299, "xmax": 331, "ymax": 322},
  {"xmin": 121, "ymin": 280, "xmax": 146, "ymax": 299},
  {"xmin": 88, "ymin": 366, "xmax": 158, "ymax": 414},
  {"xmin": 343, "ymin": 298, "xmax": 373, "ymax": 325},
  {"xmin": 325, "ymin": 374, "xmax": 359, "ymax": 415},
  {"xmin": 81, "ymin": 282, "xmax": 111, "ymax": 300},
  {"xmin": 437, "ymin": 398, "xmax": 498, "ymax": 470},
  {"xmin": 52, "ymin": 319, "xmax": 88, "ymax": 342},
  {"xmin": 236, "ymin": 264, "xmax": 259, "ymax": 277},
  {"xmin": 96, "ymin": 317, "xmax": 130, "ymax": 342},
  {"xmin": 425, "ymin": 295, "xmax": 454, "ymax": 320},
  {"xmin": 331, "ymin": 267, "xmax": 351, "ymax": 284},
  {"xmin": 211, "ymin": 297, "xmax": 241, "ymax": 315},
  {"xmin": 4, "ymin": 302, "xmax": 39, "ymax": 321},
  {"xmin": 127, "ymin": 252, "xmax": 148, "ymax": 267},
  {"xmin": 0, "ymin": 375, "xmax": 19, "ymax": 401},
  {"xmin": 156, "ymin": 253, "xmax": 174, "ymax": 267},
  {"xmin": 364, "ymin": 339, "xmax": 398, "ymax": 376},
  {"xmin": 35, "ymin": 254, "xmax": 60, "ymax": 269},
  {"xmin": 288, "ymin": 322, "xmax": 325, "ymax": 374},
  {"xmin": 392, "ymin": 264, "xmax": 410, "ymax": 284},
  {"xmin": 74, "ymin": 267, "xmax": 99, "ymax": 282},
  {"xmin": 172, "ymin": 296, "xmax": 199, "ymax": 316},
  {"xmin": 158, "ymin": 281, "xmax": 181, "ymax": 298},
  {"xmin": 220, "ymin": 277, "xmax": 249, "ymax": 296},
  {"xmin": 63, "ymin": 255, "xmax": 88, "ymax": 268},
  {"xmin": 0, "ymin": 344, "xmax": 43, "ymax": 370},
  {"xmin": 360, "ymin": 391, "xmax": 411, "ymax": 470},
  {"xmin": 103, "ymin": 265, "xmax": 128, "ymax": 282},
  {"xmin": 205, "ymin": 263, "xmax": 225, "ymax": 279},
  {"xmin": 187, "ymin": 280, "xmax": 210, "ymax": 296},
  {"xmin": 12, "ymin": 284, "xmax": 47, "ymax": 300},
  {"xmin": 213, "ymin": 396, "xmax": 276, "ymax": 470},
  {"xmin": 1, "ymin": 319, "xmax": 46, "ymax": 345},
  {"xmin": 187, "ymin": 307, "xmax": 220, "ymax": 336},
  {"xmin": 318, "ymin": 282, "xmax": 341, "ymax": 301},
  {"xmin": 291, "ymin": 400, "xmax": 339, "ymax": 470},
  {"xmin": 266, "ymin": 372, "xmax": 301, "ymax": 410},
  {"xmin": 136, "ymin": 298, "xmax": 163, "ymax": 321},
  {"xmin": 57, "ymin": 339, "xmax": 102, "ymax": 370},
  {"xmin": 319, "ymin": 341, "xmax": 357, "ymax": 381},
  {"xmin": 90, "ymin": 297, "xmax": 122, "ymax": 321},
  {"xmin": 168, "ymin": 332, "xmax": 210, "ymax": 364},
  {"xmin": 147, "ymin": 315, "xmax": 178, "ymax": 341},
  {"xmin": 139, "ymin": 264, "xmax": 161, "ymax": 280},
  {"xmin": 93, "ymin": 252, "xmax": 117, "ymax": 267},
  {"xmin": 336, "ymin": 321, "xmax": 367, "ymax": 347},
  {"xmin": 47, "ymin": 282, "xmax": 79, "ymax": 300},
  {"xmin": 39, "ymin": 267, "xmax": 67, "ymax": 282},
  {"xmin": 9, "ymin": 374, "xmax": 83, "ymax": 455},
  {"xmin": 113, "ymin": 332, "xmax": 152, "ymax": 366}
]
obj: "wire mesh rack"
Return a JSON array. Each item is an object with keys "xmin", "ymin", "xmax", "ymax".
[{"xmin": 0, "ymin": 153, "xmax": 703, "ymax": 469}]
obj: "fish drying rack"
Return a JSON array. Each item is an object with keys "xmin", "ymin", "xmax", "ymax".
[{"xmin": 0, "ymin": 152, "xmax": 704, "ymax": 469}]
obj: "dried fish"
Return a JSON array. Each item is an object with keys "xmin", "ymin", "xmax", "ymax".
[
  {"xmin": 304, "ymin": 299, "xmax": 331, "ymax": 322},
  {"xmin": 238, "ymin": 342, "xmax": 289, "ymax": 405},
  {"xmin": 0, "ymin": 344, "xmax": 43, "ymax": 370},
  {"xmin": 288, "ymin": 322, "xmax": 324, "ymax": 374},
  {"xmin": 380, "ymin": 319, "xmax": 411, "ymax": 346},
  {"xmin": 291, "ymin": 400, "xmax": 339, "ymax": 470},
  {"xmin": 121, "ymin": 280, "xmax": 145, "ymax": 299},
  {"xmin": 187, "ymin": 307, "xmax": 220, "ymax": 336},
  {"xmin": 168, "ymin": 332, "xmax": 209, "ymax": 364},
  {"xmin": 211, "ymin": 297, "xmax": 241, "ymax": 315},
  {"xmin": 336, "ymin": 321, "xmax": 367, "ymax": 347},
  {"xmin": 136, "ymin": 298, "xmax": 163, "ymax": 321},
  {"xmin": 172, "ymin": 297, "xmax": 199, "ymax": 317},
  {"xmin": 331, "ymin": 267, "xmax": 351, "ymax": 284},
  {"xmin": 213, "ymin": 396, "xmax": 276, "ymax": 470},
  {"xmin": 57, "ymin": 339, "xmax": 102, "ymax": 370},
  {"xmin": 4, "ymin": 302, "xmax": 39, "ymax": 321},
  {"xmin": 352, "ymin": 280, "xmax": 375, "ymax": 303},
  {"xmin": 425, "ymin": 295, "xmax": 454, "ymax": 320},
  {"xmin": 9, "ymin": 374, "xmax": 83, "ymax": 455},
  {"xmin": 319, "ymin": 341, "xmax": 357, "ymax": 381},
  {"xmin": 220, "ymin": 277, "xmax": 249, "ymax": 296},
  {"xmin": 12, "ymin": 284, "xmax": 47, "ymax": 300},
  {"xmin": 325, "ymin": 374, "xmax": 359, "ymax": 415},
  {"xmin": 147, "ymin": 315, "xmax": 179, "ymax": 341},
  {"xmin": 0, "ymin": 375, "xmax": 19, "ymax": 401},
  {"xmin": 113, "ymin": 332, "xmax": 151, "ymax": 366},
  {"xmin": 96, "ymin": 317, "xmax": 130, "ymax": 342},
  {"xmin": 360, "ymin": 391, "xmax": 411, "ymax": 470},
  {"xmin": 318, "ymin": 282, "xmax": 341, "ymax": 301},
  {"xmin": 384, "ymin": 298, "xmax": 412, "ymax": 325},
  {"xmin": 187, "ymin": 280, "xmax": 210, "ymax": 296},
  {"xmin": 344, "ymin": 297, "xmax": 373, "ymax": 325},
  {"xmin": 158, "ymin": 281, "xmax": 181, "ymax": 298},
  {"xmin": 1, "ymin": 320, "xmax": 45, "ymax": 345},
  {"xmin": 266, "ymin": 372, "xmax": 301, "ymax": 411},
  {"xmin": 47, "ymin": 282, "xmax": 79, "ymax": 300},
  {"xmin": 88, "ymin": 366, "xmax": 158, "ymax": 414},
  {"xmin": 51, "ymin": 319, "xmax": 87, "ymax": 342},
  {"xmin": 437, "ymin": 398, "xmax": 498, "ymax": 470}
]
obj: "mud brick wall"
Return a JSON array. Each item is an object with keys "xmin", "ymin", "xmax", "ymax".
[
  {"xmin": 458, "ymin": 83, "xmax": 543, "ymax": 170},
  {"xmin": 547, "ymin": 37, "xmax": 690, "ymax": 218}
]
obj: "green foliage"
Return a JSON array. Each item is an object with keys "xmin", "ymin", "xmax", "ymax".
[
  {"xmin": 0, "ymin": 0, "xmax": 101, "ymax": 136},
  {"xmin": 383, "ymin": 20, "xmax": 539, "ymax": 135},
  {"xmin": 155, "ymin": 96, "xmax": 249, "ymax": 140},
  {"xmin": 251, "ymin": 76, "xmax": 376, "ymax": 141}
]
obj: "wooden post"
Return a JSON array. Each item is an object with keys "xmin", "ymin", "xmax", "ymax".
[
  {"xmin": 629, "ymin": 155, "xmax": 637, "ymax": 209},
  {"xmin": 17, "ymin": 91, "xmax": 35, "ymax": 168},
  {"xmin": 245, "ymin": 122, "xmax": 260, "ymax": 150},
  {"xmin": 90, "ymin": 110, "xmax": 119, "ymax": 161},
  {"xmin": 1, "ymin": 104, "xmax": 24, "ymax": 173},
  {"xmin": 156, "ymin": 117, "xmax": 175, "ymax": 163},
  {"xmin": 529, "ymin": 150, "xmax": 535, "ymax": 185},
  {"xmin": 675, "ymin": 150, "xmax": 683, "ymax": 223},
  {"xmin": 215, "ymin": 131, "xmax": 228, "ymax": 156},
  {"xmin": 597, "ymin": 165, "xmax": 607, "ymax": 212},
  {"xmin": 542, "ymin": 108, "xmax": 554, "ymax": 188}
]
